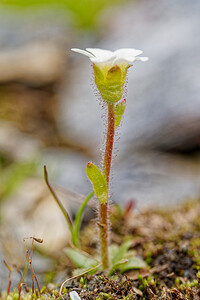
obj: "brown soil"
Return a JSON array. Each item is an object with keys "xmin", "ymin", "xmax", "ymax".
[
  {"xmin": 1, "ymin": 199, "xmax": 200, "ymax": 299},
  {"xmin": 61, "ymin": 200, "xmax": 200, "ymax": 299}
]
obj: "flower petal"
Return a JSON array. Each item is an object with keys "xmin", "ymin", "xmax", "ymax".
[
  {"xmin": 113, "ymin": 55, "xmax": 148, "ymax": 65},
  {"xmin": 86, "ymin": 48, "xmax": 115, "ymax": 63},
  {"xmin": 135, "ymin": 56, "xmax": 149, "ymax": 62},
  {"xmin": 71, "ymin": 48, "xmax": 95, "ymax": 59},
  {"xmin": 71, "ymin": 47, "xmax": 148, "ymax": 65},
  {"xmin": 114, "ymin": 48, "xmax": 143, "ymax": 59}
]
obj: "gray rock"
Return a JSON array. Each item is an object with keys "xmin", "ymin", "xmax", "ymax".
[
  {"xmin": 0, "ymin": 120, "xmax": 43, "ymax": 161},
  {"xmin": 0, "ymin": 41, "xmax": 66, "ymax": 85},
  {"xmin": 113, "ymin": 150, "xmax": 200, "ymax": 208},
  {"xmin": 40, "ymin": 148, "xmax": 96, "ymax": 216},
  {"xmin": 0, "ymin": 6, "xmax": 68, "ymax": 49},
  {"xmin": 1, "ymin": 176, "xmax": 75, "ymax": 256},
  {"xmin": 40, "ymin": 148, "xmax": 200, "ymax": 209},
  {"xmin": 41, "ymin": 148, "xmax": 91, "ymax": 195},
  {"xmin": 0, "ymin": 7, "xmax": 68, "ymax": 85}
]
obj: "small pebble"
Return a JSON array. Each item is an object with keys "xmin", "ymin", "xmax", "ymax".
[{"xmin": 69, "ymin": 291, "xmax": 82, "ymax": 300}]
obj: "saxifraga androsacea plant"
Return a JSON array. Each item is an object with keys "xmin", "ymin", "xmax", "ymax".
[{"xmin": 71, "ymin": 48, "xmax": 148, "ymax": 270}]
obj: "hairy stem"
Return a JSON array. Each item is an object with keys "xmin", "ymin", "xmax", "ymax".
[{"xmin": 99, "ymin": 103, "xmax": 115, "ymax": 270}]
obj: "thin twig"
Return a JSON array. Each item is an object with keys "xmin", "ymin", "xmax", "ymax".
[
  {"xmin": 24, "ymin": 237, "xmax": 43, "ymax": 244},
  {"xmin": 17, "ymin": 257, "xmax": 29, "ymax": 295},
  {"xmin": 26, "ymin": 247, "xmax": 34, "ymax": 293},
  {"xmin": 18, "ymin": 283, "xmax": 25, "ymax": 300},
  {"xmin": 23, "ymin": 238, "xmax": 40, "ymax": 294},
  {"xmin": 3, "ymin": 260, "xmax": 12, "ymax": 295}
]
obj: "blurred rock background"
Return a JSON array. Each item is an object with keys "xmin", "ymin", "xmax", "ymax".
[{"xmin": 0, "ymin": 0, "xmax": 200, "ymax": 291}]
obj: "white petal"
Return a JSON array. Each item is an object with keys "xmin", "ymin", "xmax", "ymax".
[
  {"xmin": 113, "ymin": 57, "xmax": 133, "ymax": 65},
  {"xmin": 135, "ymin": 56, "xmax": 149, "ymax": 62},
  {"xmin": 114, "ymin": 48, "xmax": 143, "ymax": 60},
  {"xmin": 71, "ymin": 48, "xmax": 95, "ymax": 59},
  {"xmin": 113, "ymin": 55, "xmax": 148, "ymax": 65},
  {"xmin": 86, "ymin": 48, "xmax": 115, "ymax": 63},
  {"xmin": 71, "ymin": 47, "xmax": 148, "ymax": 65}
]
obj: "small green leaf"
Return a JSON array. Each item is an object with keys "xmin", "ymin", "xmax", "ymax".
[
  {"xmin": 109, "ymin": 241, "xmax": 147, "ymax": 274},
  {"xmin": 114, "ymin": 99, "xmax": 126, "ymax": 129},
  {"xmin": 109, "ymin": 258, "xmax": 129, "ymax": 275},
  {"xmin": 118, "ymin": 256, "xmax": 147, "ymax": 273},
  {"xmin": 65, "ymin": 248, "xmax": 98, "ymax": 269},
  {"xmin": 111, "ymin": 240, "xmax": 132, "ymax": 265},
  {"xmin": 109, "ymin": 244, "xmax": 119, "ymax": 261},
  {"xmin": 86, "ymin": 163, "xmax": 108, "ymax": 204}
]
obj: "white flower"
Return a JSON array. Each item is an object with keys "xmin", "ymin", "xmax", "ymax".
[
  {"xmin": 71, "ymin": 47, "xmax": 148, "ymax": 104},
  {"xmin": 71, "ymin": 48, "xmax": 148, "ymax": 67}
]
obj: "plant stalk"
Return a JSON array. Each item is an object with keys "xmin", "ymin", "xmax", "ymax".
[{"xmin": 99, "ymin": 103, "xmax": 115, "ymax": 270}]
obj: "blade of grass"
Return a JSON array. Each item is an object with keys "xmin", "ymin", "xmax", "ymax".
[
  {"xmin": 44, "ymin": 165, "xmax": 73, "ymax": 236},
  {"xmin": 72, "ymin": 190, "xmax": 94, "ymax": 246}
]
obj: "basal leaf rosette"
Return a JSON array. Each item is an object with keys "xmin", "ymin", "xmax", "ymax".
[{"xmin": 71, "ymin": 48, "xmax": 148, "ymax": 104}]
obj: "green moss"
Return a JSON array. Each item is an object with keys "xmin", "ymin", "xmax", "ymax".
[
  {"xmin": 99, "ymin": 292, "xmax": 112, "ymax": 299},
  {"xmin": 79, "ymin": 276, "xmax": 87, "ymax": 288}
]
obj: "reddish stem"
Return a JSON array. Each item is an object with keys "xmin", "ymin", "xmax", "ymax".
[
  {"xmin": 99, "ymin": 103, "xmax": 115, "ymax": 270},
  {"xmin": 103, "ymin": 104, "xmax": 115, "ymax": 184}
]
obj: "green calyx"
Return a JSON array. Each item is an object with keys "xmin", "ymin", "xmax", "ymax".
[
  {"xmin": 114, "ymin": 99, "xmax": 126, "ymax": 129},
  {"xmin": 93, "ymin": 64, "xmax": 130, "ymax": 104}
]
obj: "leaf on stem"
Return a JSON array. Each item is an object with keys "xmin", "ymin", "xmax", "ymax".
[
  {"xmin": 86, "ymin": 163, "xmax": 108, "ymax": 204},
  {"xmin": 118, "ymin": 256, "xmax": 147, "ymax": 273},
  {"xmin": 114, "ymin": 99, "xmax": 126, "ymax": 129}
]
